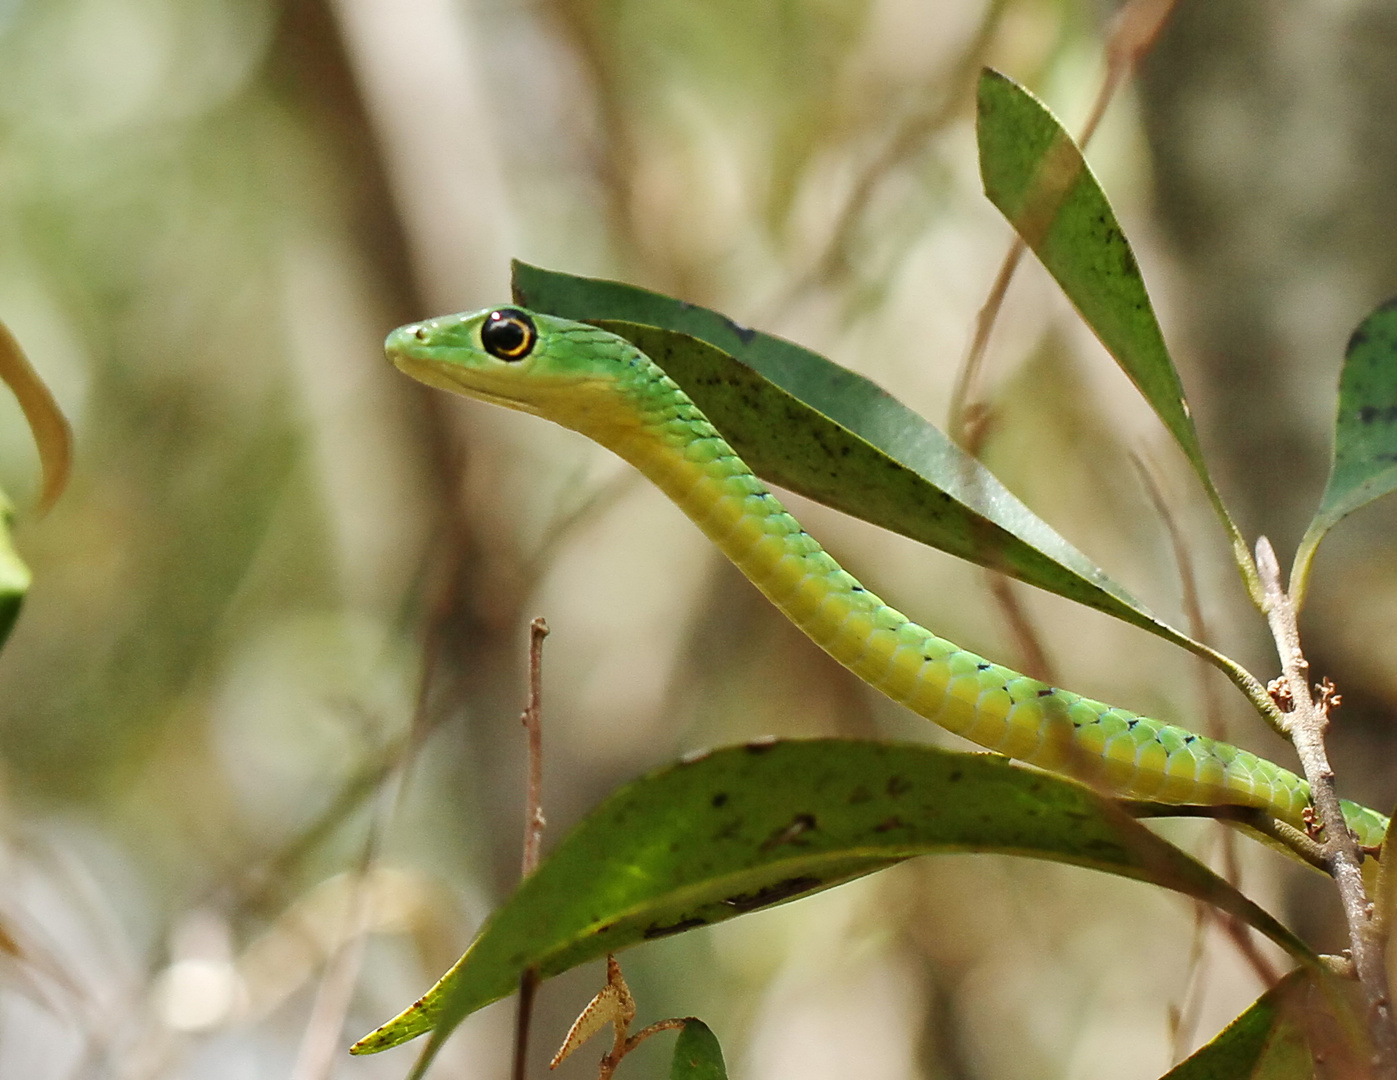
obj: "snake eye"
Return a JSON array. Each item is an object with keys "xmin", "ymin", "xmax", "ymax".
[{"xmin": 480, "ymin": 309, "xmax": 537, "ymax": 361}]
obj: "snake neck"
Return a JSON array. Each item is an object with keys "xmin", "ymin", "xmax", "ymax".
[
  {"xmin": 579, "ymin": 363, "xmax": 1392, "ymax": 844},
  {"xmin": 604, "ymin": 370, "xmax": 892, "ymax": 643},
  {"xmin": 602, "ymin": 369, "xmax": 1069, "ymax": 753}
]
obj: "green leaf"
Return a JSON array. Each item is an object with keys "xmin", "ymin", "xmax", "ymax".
[
  {"xmin": 671, "ymin": 1019, "xmax": 728, "ymax": 1080},
  {"xmin": 1158, "ymin": 970, "xmax": 1311, "ymax": 1080},
  {"xmin": 1292, "ymin": 297, "xmax": 1397, "ymax": 604},
  {"xmin": 351, "ymin": 739, "xmax": 1315, "ymax": 1072},
  {"xmin": 0, "ymin": 492, "xmax": 28, "ymax": 648},
  {"xmin": 974, "ymin": 69, "xmax": 1255, "ymax": 595},
  {"xmin": 512, "ymin": 261, "xmax": 1276, "ymax": 721}
]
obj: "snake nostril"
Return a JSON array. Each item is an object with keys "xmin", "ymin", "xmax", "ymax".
[{"xmin": 414, "ymin": 327, "xmax": 429, "ymax": 341}]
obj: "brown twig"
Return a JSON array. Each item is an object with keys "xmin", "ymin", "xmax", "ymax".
[
  {"xmin": 982, "ymin": 532, "xmax": 1057, "ymax": 685},
  {"xmin": 1255, "ymin": 537, "xmax": 1396, "ymax": 1077},
  {"xmin": 514, "ymin": 972, "xmax": 541, "ymax": 1080},
  {"xmin": 603, "ymin": 1018, "xmax": 690, "ymax": 1077},
  {"xmin": 521, "ymin": 616, "xmax": 550, "ymax": 877},
  {"xmin": 1130, "ymin": 454, "xmax": 1282, "ymax": 998},
  {"xmin": 513, "ymin": 616, "xmax": 551, "ymax": 1080},
  {"xmin": 1132, "ymin": 455, "xmax": 1242, "ymax": 846}
]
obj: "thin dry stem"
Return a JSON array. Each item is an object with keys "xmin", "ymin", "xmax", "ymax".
[
  {"xmin": 513, "ymin": 617, "xmax": 551, "ymax": 1080},
  {"xmin": 615, "ymin": 1019, "xmax": 690, "ymax": 1063},
  {"xmin": 521, "ymin": 616, "xmax": 551, "ymax": 878},
  {"xmin": 514, "ymin": 972, "xmax": 541, "ymax": 1080},
  {"xmin": 1256, "ymin": 536, "xmax": 1396, "ymax": 1077},
  {"xmin": 1133, "ymin": 454, "xmax": 1264, "ymax": 988},
  {"xmin": 983, "ymin": 529, "xmax": 1057, "ymax": 684}
]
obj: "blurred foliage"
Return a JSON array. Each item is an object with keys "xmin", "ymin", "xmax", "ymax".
[{"xmin": 0, "ymin": 0, "xmax": 1392, "ymax": 1078}]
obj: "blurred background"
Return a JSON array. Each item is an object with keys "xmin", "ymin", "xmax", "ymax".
[{"xmin": 0, "ymin": 0, "xmax": 1394, "ymax": 1077}]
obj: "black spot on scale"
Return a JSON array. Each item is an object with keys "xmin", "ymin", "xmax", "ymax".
[
  {"xmin": 1037, "ymin": 688, "xmax": 1055, "ymax": 697},
  {"xmin": 1126, "ymin": 719, "xmax": 1139, "ymax": 729},
  {"xmin": 1184, "ymin": 734, "xmax": 1197, "ymax": 744},
  {"xmin": 851, "ymin": 585, "xmax": 866, "ymax": 593},
  {"xmin": 976, "ymin": 662, "xmax": 991, "ymax": 671},
  {"xmin": 1357, "ymin": 404, "xmax": 1397, "ymax": 425},
  {"xmin": 711, "ymin": 792, "xmax": 728, "ymax": 808}
]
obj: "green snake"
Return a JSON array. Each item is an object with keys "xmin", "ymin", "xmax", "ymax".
[{"xmin": 388, "ymin": 306, "xmax": 1390, "ymax": 851}]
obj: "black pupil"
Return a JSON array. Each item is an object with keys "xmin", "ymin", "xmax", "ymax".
[{"xmin": 481, "ymin": 310, "xmax": 535, "ymax": 360}]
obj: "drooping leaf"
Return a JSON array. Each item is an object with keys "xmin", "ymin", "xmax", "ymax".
[
  {"xmin": 512, "ymin": 261, "xmax": 1276, "ymax": 721},
  {"xmin": 350, "ymin": 739, "xmax": 1315, "ymax": 1073},
  {"xmin": 974, "ymin": 69, "xmax": 1254, "ymax": 595},
  {"xmin": 1158, "ymin": 970, "xmax": 1311, "ymax": 1080},
  {"xmin": 1292, "ymin": 297, "xmax": 1397, "ymax": 604},
  {"xmin": 671, "ymin": 1019, "xmax": 727, "ymax": 1080},
  {"xmin": 0, "ymin": 316, "xmax": 71, "ymax": 514}
]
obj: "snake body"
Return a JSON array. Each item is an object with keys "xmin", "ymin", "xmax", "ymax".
[{"xmin": 387, "ymin": 307, "xmax": 1389, "ymax": 849}]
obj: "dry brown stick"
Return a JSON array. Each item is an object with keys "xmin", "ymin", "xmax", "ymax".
[
  {"xmin": 513, "ymin": 616, "xmax": 551, "ymax": 1080},
  {"xmin": 1256, "ymin": 538, "xmax": 1396, "ymax": 1077},
  {"xmin": 1130, "ymin": 455, "xmax": 1283, "ymax": 993},
  {"xmin": 514, "ymin": 973, "xmax": 541, "ymax": 1080},
  {"xmin": 983, "ymin": 544, "xmax": 1056, "ymax": 684},
  {"xmin": 521, "ymin": 616, "xmax": 551, "ymax": 878}
]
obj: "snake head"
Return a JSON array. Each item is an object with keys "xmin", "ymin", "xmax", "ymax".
[{"xmin": 386, "ymin": 307, "xmax": 650, "ymax": 436}]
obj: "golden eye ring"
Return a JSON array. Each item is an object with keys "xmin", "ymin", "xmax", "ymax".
[{"xmin": 480, "ymin": 309, "xmax": 537, "ymax": 361}]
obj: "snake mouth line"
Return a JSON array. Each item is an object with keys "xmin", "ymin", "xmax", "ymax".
[
  {"xmin": 387, "ymin": 352, "xmax": 530, "ymax": 409},
  {"xmin": 390, "ymin": 350, "xmax": 625, "ymax": 426}
]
